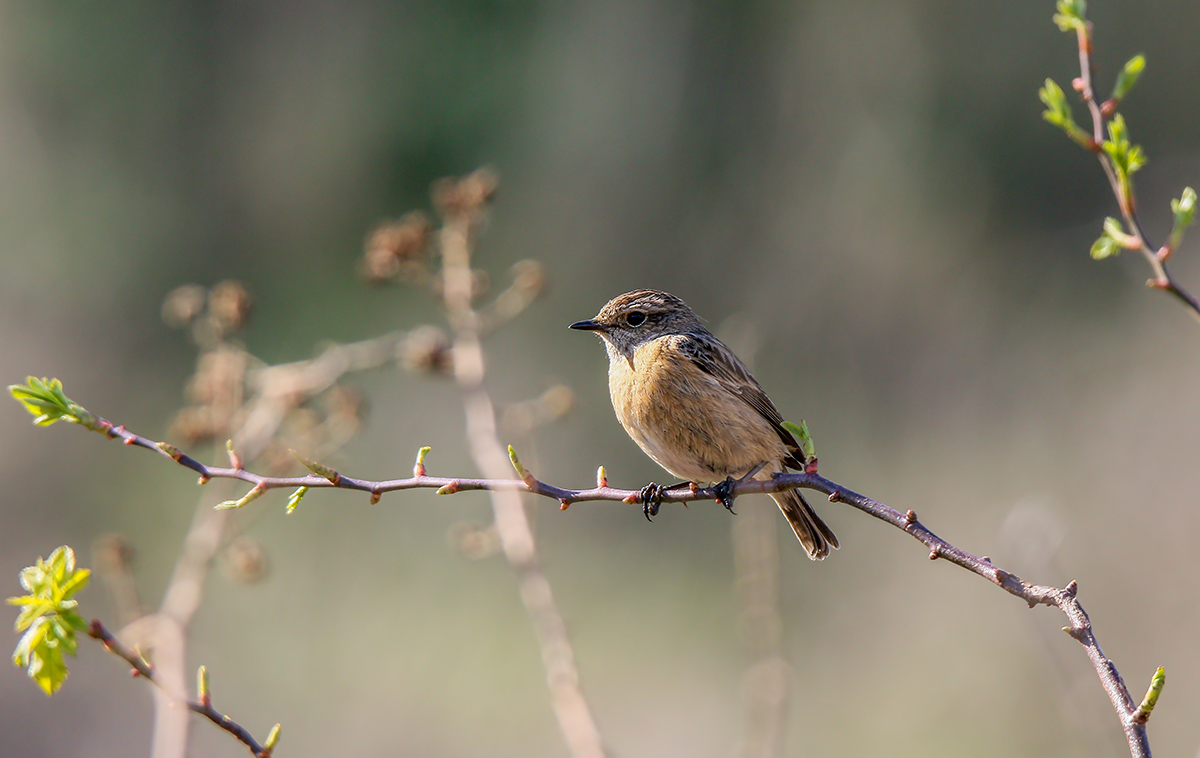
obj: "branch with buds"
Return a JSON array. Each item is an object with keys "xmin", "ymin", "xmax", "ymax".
[
  {"xmin": 88, "ymin": 621, "xmax": 280, "ymax": 757},
  {"xmin": 1040, "ymin": 0, "xmax": 1197, "ymax": 319},
  {"xmin": 9, "ymin": 377, "xmax": 1163, "ymax": 758}
]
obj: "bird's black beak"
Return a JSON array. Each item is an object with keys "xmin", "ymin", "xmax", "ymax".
[{"xmin": 568, "ymin": 319, "xmax": 607, "ymax": 332}]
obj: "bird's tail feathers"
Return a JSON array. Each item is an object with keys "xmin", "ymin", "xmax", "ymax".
[{"xmin": 770, "ymin": 488, "xmax": 839, "ymax": 560}]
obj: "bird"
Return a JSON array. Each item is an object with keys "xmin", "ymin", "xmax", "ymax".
[{"xmin": 569, "ymin": 289, "xmax": 838, "ymax": 559}]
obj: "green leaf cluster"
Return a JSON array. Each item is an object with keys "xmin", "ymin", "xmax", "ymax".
[
  {"xmin": 1102, "ymin": 115, "xmax": 1146, "ymax": 186},
  {"xmin": 1090, "ymin": 217, "xmax": 1138, "ymax": 260},
  {"xmin": 1052, "ymin": 0, "xmax": 1087, "ymax": 32},
  {"xmin": 8, "ymin": 377, "xmax": 95, "ymax": 429},
  {"xmin": 1039, "ymin": 79, "xmax": 1091, "ymax": 148},
  {"xmin": 7, "ymin": 546, "xmax": 91, "ymax": 696}
]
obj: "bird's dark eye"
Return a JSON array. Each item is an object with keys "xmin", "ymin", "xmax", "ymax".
[{"xmin": 625, "ymin": 311, "xmax": 647, "ymax": 327}]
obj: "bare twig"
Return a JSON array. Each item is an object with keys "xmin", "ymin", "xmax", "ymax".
[
  {"xmin": 87, "ymin": 620, "xmax": 276, "ymax": 757},
  {"xmin": 113, "ymin": 298, "xmax": 398, "ymax": 757}
]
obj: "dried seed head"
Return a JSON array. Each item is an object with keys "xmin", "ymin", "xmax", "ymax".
[
  {"xmin": 222, "ymin": 536, "xmax": 270, "ymax": 584},
  {"xmin": 433, "ymin": 167, "xmax": 499, "ymax": 218},
  {"xmin": 162, "ymin": 284, "xmax": 207, "ymax": 328},
  {"xmin": 208, "ymin": 280, "xmax": 253, "ymax": 334}
]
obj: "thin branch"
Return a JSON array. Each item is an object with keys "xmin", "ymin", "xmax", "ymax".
[
  {"xmin": 87, "ymin": 620, "xmax": 275, "ymax": 758},
  {"xmin": 122, "ymin": 319, "xmax": 396, "ymax": 757},
  {"xmin": 1069, "ymin": 19, "xmax": 1200, "ymax": 320},
  {"xmin": 71, "ymin": 407, "xmax": 1158, "ymax": 757}
]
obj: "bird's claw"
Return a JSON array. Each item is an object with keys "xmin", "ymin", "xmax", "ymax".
[
  {"xmin": 713, "ymin": 476, "xmax": 737, "ymax": 514},
  {"xmin": 640, "ymin": 483, "xmax": 665, "ymax": 521}
]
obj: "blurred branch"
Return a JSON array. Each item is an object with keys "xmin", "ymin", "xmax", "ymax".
[
  {"xmin": 87, "ymin": 620, "xmax": 278, "ymax": 757},
  {"xmin": 16, "ymin": 375, "xmax": 1159, "ymax": 757},
  {"xmin": 434, "ymin": 169, "xmax": 609, "ymax": 758},
  {"xmin": 1042, "ymin": 0, "xmax": 1199, "ymax": 320},
  {"xmin": 731, "ymin": 506, "xmax": 788, "ymax": 758}
]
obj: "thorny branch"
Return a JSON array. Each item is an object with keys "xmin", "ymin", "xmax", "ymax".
[
  {"xmin": 87, "ymin": 620, "xmax": 276, "ymax": 757},
  {"xmin": 73, "ymin": 405, "xmax": 1161, "ymax": 758}
]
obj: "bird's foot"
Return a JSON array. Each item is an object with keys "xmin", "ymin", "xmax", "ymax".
[
  {"xmin": 640, "ymin": 483, "xmax": 666, "ymax": 521},
  {"xmin": 713, "ymin": 476, "xmax": 737, "ymax": 514}
]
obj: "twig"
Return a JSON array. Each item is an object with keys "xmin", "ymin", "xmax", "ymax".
[
  {"xmin": 71, "ymin": 408, "xmax": 1159, "ymax": 757},
  {"xmin": 123, "ymin": 320, "xmax": 396, "ymax": 756},
  {"xmin": 87, "ymin": 620, "xmax": 276, "ymax": 758},
  {"xmin": 1066, "ymin": 15, "xmax": 1200, "ymax": 319}
]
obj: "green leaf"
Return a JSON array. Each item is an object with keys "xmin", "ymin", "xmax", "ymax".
[
  {"xmin": 1135, "ymin": 666, "xmax": 1165, "ymax": 720},
  {"xmin": 1169, "ymin": 187, "xmax": 1197, "ymax": 252},
  {"xmin": 214, "ymin": 482, "xmax": 267, "ymax": 511},
  {"xmin": 1112, "ymin": 54, "xmax": 1146, "ymax": 102},
  {"xmin": 1039, "ymin": 79, "xmax": 1091, "ymax": 147},
  {"xmin": 1102, "ymin": 217, "xmax": 1141, "ymax": 249},
  {"xmin": 1091, "ymin": 234, "xmax": 1121, "ymax": 260},
  {"xmin": 286, "ymin": 486, "xmax": 308, "ymax": 514},
  {"xmin": 781, "ymin": 420, "xmax": 816, "ymax": 460}
]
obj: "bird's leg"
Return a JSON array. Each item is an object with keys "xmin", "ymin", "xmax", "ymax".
[
  {"xmin": 713, "ymin": 476, "xmax": 737, "ymax": 514},
  {"xmin": 640, "ymin": 482, "xmax": 666, "ymax": 521},
  {"xmin": 713, "ymin": 464, "xmax": 765, "ymax": 515}
]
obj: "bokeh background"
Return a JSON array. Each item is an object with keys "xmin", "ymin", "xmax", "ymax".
[{"xmin": 3, "ymin": 1, "xmax": 1200, "ymax": 756}]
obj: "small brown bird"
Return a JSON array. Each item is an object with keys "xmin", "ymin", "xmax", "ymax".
[{"xmin": 570, "ymin": 289, "xmax": 838, "ymax": 559}]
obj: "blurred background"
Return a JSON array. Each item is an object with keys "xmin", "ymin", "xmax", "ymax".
[{"xmin": 2, "ymin": 1, "xmax": 1199, "ymax": 756}]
